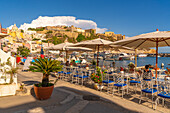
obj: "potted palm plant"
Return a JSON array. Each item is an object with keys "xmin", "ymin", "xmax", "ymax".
[{"xmin": 29, "ymin": 57, "xmax": 62, "ymax": 100}]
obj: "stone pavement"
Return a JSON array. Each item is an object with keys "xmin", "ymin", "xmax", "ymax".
[
  {"xmin": 0, "ymin": 80, "xmax": 166, "ymax": 113},
  {"xmin": 0, "ymin": 68, "xmax": 169, "ymax": 113}
]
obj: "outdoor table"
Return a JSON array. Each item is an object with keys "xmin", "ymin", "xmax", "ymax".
[{"xmin": 153, "ymin": 69, "xmax": 166, "ymax": 77}]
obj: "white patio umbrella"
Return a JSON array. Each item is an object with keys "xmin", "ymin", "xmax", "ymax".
[
  {"xmin": 72, "ymin": 38, "xmax": 113, "ymax": 66},
  {"xmin": 45, "ymin": 42, "xmax": 74, "ymax": 62},
  {"xmin": 110, "ymin": 45, "xmax": 134, "ymax": 51},
  {"xmin": 45, "ymin": 42, "xmax": 74, "ymax": 50},
  {"xmin": 111, "ymin": 30, "xmax": 170, "ymax": 78},
  {"xmin": 65, "ymin": 47, "xmax": 92, "ymax": 51},
  {"xmin": 45, "ymin": 42, "xmax": 92, "ymax": 62}
]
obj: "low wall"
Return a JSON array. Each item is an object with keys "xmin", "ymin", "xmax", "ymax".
[{"xmin": 0, "ymin": 83, "xmax": 19, "ymax": 97}]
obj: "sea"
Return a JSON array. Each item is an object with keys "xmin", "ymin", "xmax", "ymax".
[{"xmin": 100, "ymin": 57, "xmax": 170, "ymax": 69}]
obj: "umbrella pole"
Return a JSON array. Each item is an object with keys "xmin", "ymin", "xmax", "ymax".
[
  {"xmin": 135, "ymin": 49, "xmax": 137, "ymax": 69},
  {"xmin": 97, "ymin": 45, "xmax": 99, "ymax": 67},
  {"xmin": 156, "ymin": 39, "xmax": 158, "ymax": 78},
  {"xmin": 66, "ymin": 50, "xmax": 68, "ymax": 63}
]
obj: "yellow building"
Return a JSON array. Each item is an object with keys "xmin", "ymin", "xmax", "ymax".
[
  {"xmin": 104, "ymin": 31, "xmax": 115, "ymax": 36},
  {"xmin": 5, "ymin": 24, "xmax": 24, "ymax": 43},
  {"xmin": 104, "ymin": 31, "xmax": 125, "ymax": 41}
]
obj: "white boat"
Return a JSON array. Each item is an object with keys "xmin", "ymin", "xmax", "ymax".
[
  {"xmin": 118, "ymin": 53, "xmax": 134, "ymax": 60},
  {"xmin": 105, "ymin": 55, "xmax": 117, "ymax": 61},
  {"xmin": 138, "ymin": 54, "xmax": 147, "ymax": 57}
]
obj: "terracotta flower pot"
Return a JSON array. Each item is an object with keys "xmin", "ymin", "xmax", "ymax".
[{"xmin": 34, "ymin": 84, "xmax": 54, "ymax": 100}]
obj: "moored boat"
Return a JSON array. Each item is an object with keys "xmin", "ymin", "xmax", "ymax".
[{"xmin": 138, "ymin": 54, "xmax": 147, "ymax": 57}]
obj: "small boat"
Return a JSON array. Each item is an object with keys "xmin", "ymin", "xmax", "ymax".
[
  {"xmin": 105, "ymin": 56, "xmax": 116, "ymax": 61},
  {"xmin": 118, "ymin": 53, "xmax": 134, "ymax": 60},
  {"xmin": 138, "ymin": 54, "xmax": 147, "ymax": 57},
  {"xmin": 148, "ymin": 54, "xmax": 161, "ymax": 57}
]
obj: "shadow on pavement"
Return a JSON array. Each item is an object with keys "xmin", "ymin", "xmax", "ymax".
[
  {"xmin": 22, "ymin": 80, "xmax": 40, "ymax": 86},
  {"xmin": 0, "ymin": 86, "xmax": 140, "ymax": 113}
]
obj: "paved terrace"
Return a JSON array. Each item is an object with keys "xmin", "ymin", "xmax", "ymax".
[{"xmin": 0, "ymin": 67, "xmax": 169, "ymax": 113}]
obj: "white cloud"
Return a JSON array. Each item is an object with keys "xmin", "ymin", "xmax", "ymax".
[
  {"xmin": 96, "ymin": 28, "xmax": 108, "ymax": 33},
  {"xmin": 19, "ymin": 16, "xmax": 107, "ymax": 33},
  {"xmin": 125, "ymin": 36, "xmax": 130, "ymax": 39},
  {"xmin": 8, "ymin": 25, "xmax": 14, "ymax": 30}
]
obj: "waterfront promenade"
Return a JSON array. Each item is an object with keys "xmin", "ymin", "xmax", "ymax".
[{"xmin": 0, "ymin": 67, "xmax": 169, "ymax": 113}]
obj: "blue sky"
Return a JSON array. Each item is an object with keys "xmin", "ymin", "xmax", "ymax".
[{"xmin": 0, "ymin": 0, "xmax": 170, "ymax": 52}]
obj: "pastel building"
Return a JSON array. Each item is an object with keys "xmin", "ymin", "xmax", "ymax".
[
  {"xmin": 104, "ymin": 31, "xmax": 125, "ymax": 41},
  {"xmin": 5, "ymin": 24, "xmax": 24, "ymax": 43}
]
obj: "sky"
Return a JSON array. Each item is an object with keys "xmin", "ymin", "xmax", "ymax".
[{"xmin": 0, "ymin": 0, "xmax": 170, "ymax": 52}]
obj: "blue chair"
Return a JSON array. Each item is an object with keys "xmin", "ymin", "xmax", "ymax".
[
  {"xmin": 78, "ymin": 69, "xmax": 90, "ymax": 85},
  {"xmin": 139, "ymin": 77, "xmax": 158, "ymax": 108},
  {"xmin": 113, "ymin": 73, "xmax": 128, "ymax": 98},
  {"xmin": 72, "ymin": 68, "xmax": 81, "ymax": 84},
  {"xmin": 129, "ymin": 73, "xmax": 141, "ymax": 94},
  {"xmin": 155, "ymin": 77, "xmax": 170, "ymax": 109},
  {"xmin": 102, "ymin": 70, "xmax": 114, "ymax": 93},
  {"xmin": 63, "ymin": 66, "xmax": 73, "ymax": 81}
]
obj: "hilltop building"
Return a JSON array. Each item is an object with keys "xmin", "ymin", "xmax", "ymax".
[
  {"xmin": 85, "ymin": 29, "xmax": 96, "ymax": 34},
  {"xmin": 27, "ymin": 25, "xmax": 125, "ymax": 43},
  {"xmin": 104, "ymin": 31, "xmax": 125, "ymax": 40},
  {"xmin": 97, "ymin": 31, "xmax": 125, "ymax": 41}
]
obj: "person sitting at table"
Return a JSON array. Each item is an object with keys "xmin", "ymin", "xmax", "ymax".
[
  {"xmin": 66, "ymin": 61, "xmax": 70, "ymax": 66},
  {"xmin": 143, "ymin": 65, "xmax": 154, "ymax": 81},
  {"xmin": 72, "ymin": 60, "xmax": 77, "ymax": 67}
]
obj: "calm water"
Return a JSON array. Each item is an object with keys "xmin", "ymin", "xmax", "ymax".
[{"xmin": 100, "ymin": 57, "xmax": 170, "ymax": 68}]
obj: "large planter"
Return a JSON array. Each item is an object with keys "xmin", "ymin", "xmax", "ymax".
[{"xmin": 34, "ymin": 84, "xmax": 54, "ymax": 100}]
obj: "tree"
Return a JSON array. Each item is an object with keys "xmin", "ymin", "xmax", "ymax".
[
  {"xmin": 32, "ymin": 38, "xmax": 40, "ymax": 41},
  {"xmin": 28, "ymin": 27, "xmax": 45, "ymax": 31},
  {"xmin": 17, "ymin": 46, "xmax": 30, "ymax": 57},
  {"xmin": 29, "ymin": 57, "xmax": 62, "ymax": 87},
  {"xmin": 46, "ymin": 30, "xmax": 53, "ymax": 34},
  {"xmin": 42, "ymin": 40, "xmax": 48, "ymax": 43},
  {"xmin": 21, "ymin": 29, "xmax": 24, "ymax": 33},
  {"xmin": 76, "ymin": 34, "xmax": 85, "ymax": 42}
]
